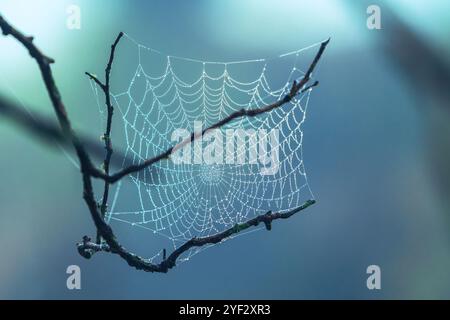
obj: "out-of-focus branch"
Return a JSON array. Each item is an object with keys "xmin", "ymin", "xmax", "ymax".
[
  {"xmin": 378, "ymin": 6, "xmax": 450, "ymax": 215},
  {"xmin": 0, "ymin": 95, "xmax": 68, "ymax": 146},
  {"xmin": 78, "ymin": 199, "xmax": 316, "ymax": 272},
  {"xmin": 0, "ymin": 95, "xmax": 130, "ymax": 166},
  {"xmin": 381, "ymin": 12, "xmax": 450, "ymax": 104}
]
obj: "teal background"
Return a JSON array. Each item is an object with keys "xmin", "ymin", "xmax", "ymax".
[{"xmin": 0, "ymin": 0, "xmax": 449, "ymax": 299}]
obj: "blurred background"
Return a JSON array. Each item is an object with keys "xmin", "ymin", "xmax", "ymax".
[{"xmin": 0, "ymin": 0, "xmax": 449, "ymax": 299}]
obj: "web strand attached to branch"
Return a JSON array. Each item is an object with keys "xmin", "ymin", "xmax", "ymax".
[{"xmin": 88, "ymin": 34, "xmax": 326, "ymax": 263}]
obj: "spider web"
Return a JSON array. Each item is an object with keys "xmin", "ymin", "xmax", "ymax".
[{"xmin": 89, "ymin": 34, "xmax": 321, "ymax": 264}]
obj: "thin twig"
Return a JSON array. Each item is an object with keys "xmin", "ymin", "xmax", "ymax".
[
  {"xmin": 86, "ymin": 32, "xmax": 124, "ymax": 243},
  {"xmin": 85, "ymin": 72, "xmax": 105, "ymax": 91}
]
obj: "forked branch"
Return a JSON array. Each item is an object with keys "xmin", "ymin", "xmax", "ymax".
[
  {"xmin": 85, "ymin": 32, "xmax": 124, "ymax": 243},
  {"xmin": 90, "ymin": 38, "xmax": 329, "ymax": 184},
  {"xmin": 0, "ymin": 13, "xmax": 328, "ymax": 273}
]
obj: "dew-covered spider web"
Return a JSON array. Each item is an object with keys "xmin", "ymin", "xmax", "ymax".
[{"xmin": 89, "ymin": 34, "xmax": 322, "ymax": 264}]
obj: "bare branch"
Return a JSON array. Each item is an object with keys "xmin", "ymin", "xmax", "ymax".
[
  {"xmin": 93, "ymin": 38, "xmax": 330, "ymax": 184},
  {"xmin": 77, "ymin": 199, "xmax": 316, "ymax": 272},
  {"xmin": 85, "ymin": 72, "xmax": 105, "ymax": 90},
  {"xmin": 77, "ymin": 235, "xmax": 110, "ymax": 259},
  {"xmin": 0, "ymin": 13, "xmax": 116, "ymax": 267},
  {"xmin": 86, "ymin": 32, "xmax": 124, "ymax": 243},
  {"xmin": 0, "ymin": 14, "xmax": 98, "ymax": 179}
]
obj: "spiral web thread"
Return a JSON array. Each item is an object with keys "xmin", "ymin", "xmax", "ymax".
[{"xmin": 90, "ymin": 34, "xmax": 321, "ymax": 264}]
